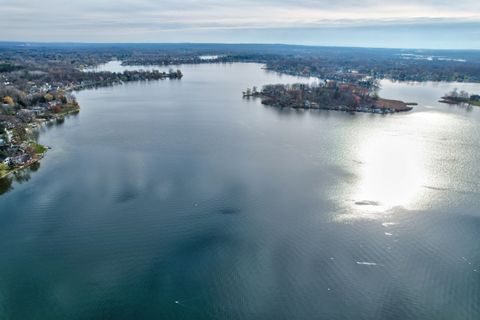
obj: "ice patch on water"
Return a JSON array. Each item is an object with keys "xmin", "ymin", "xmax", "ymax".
[
  {"xmin": 356, "ymin": 261, "xmax": 379, "ymax": 266},
  {"xmin": 382, "ymin": 222, "xmax": 397, "ymax": 227}
]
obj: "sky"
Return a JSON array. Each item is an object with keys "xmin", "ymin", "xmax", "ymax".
[{"xmin": 0, "ymin": 0, "xmax": 479, "ymax": 49}]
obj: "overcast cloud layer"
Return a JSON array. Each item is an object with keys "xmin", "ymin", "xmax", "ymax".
[{"xmin": 0, "ymin": 0, "xmax": 479, "ymax": 48}]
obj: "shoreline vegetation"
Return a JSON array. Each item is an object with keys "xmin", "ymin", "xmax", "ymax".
[
  {"xmin": 0, "ymin": 104, "xmax": 80, "ymax": 180},
  {"xmin": 108, "ymin": 45, "xmax": 480, "ymax": 83},
  {"xmin": 243, "ymin": 82, "xmax": 413, "ymax": 114},
  {"xmin": 0, "ymin": 152, "xmax": 44, "ymax": 180},
  {"xmin": 1, "ymin": 51, "xmax": 183, "ymax": 179},
  {"xmin": 0, "ymin": 72, "xmax": 182, "ymax": 178},
  {"xmin": 1, "ymin": 43, "xmax": 479, "ymax": 184}
]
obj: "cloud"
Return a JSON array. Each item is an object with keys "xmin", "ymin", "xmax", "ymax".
[{"xmin": 0, "ymin": 0, "xmax": 479, "ymax": 48}]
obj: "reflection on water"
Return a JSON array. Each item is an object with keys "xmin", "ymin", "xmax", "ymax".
[
  {"xmin": 0, "ymin": 162, "xmax": 40, "ymax": 195},
  {"xmin": 0, "ymin": 176, "xmax": 12, "ymax": 195},
  {"xmin": 354, "ymin": 134, "xmax": 425, "ymax": 212},
  {"xmin": 353, "ymin": 111, "xmax": 454, "ymax": 212}
]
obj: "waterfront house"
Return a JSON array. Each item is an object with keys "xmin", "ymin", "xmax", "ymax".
[
  {"xmin": 30, "ymin": 105, "xmax": 47, "ymax": 116},
  {"xmin": 12, "ymin": 154, "xmax": 31, "ymax": 166},
  {"xmin": 2, "ymin": 157, "xmax": 12, "ymax": 166}
]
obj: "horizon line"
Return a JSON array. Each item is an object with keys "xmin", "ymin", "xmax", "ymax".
[{"xmin": 0, "ymin": 41, "xmax": 479, "ymax": 52}]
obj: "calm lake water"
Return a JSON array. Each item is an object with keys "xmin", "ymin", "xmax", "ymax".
[{"xmin": 1, "ymin": 62, "xmax": 480, "ymax": 319}]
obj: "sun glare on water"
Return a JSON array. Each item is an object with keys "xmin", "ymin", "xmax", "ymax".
[
  {"xmin": 350, "ymin": 112, "xmax": 452, "ymax": 216},
  {"xmin": 354, "ymin": 135, "xmax": 425, "ymax": 211}
]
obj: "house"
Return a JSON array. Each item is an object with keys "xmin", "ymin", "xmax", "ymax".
[
  {"xmin": 12, "ymin": 154, "xmax": 31, "ymax": 166},
  {"xmin": 64, "ymin": 93, "xmax": 76, "ymax": 103},
  {"xmin": 30, "ymin": 105, "xmax": 47, "ymax": 116},
  {"xmin": 3, "ymin": 157, "xmax": 12, "ymax": 166},
  {"xmin": 339, "ymin": 84, "xmax": 370, "ymax": 96},
  {"xmin": 17, "ymin": 109, "xmax": 35, "ymax": 123}
]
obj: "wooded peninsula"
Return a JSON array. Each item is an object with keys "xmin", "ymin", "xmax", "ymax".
[{"xmin": 243, "ymin": 82, "xmax": 413, "ymax": 114}]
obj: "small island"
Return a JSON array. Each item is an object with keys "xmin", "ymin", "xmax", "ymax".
[
  {"xmin": 439, "ymin": 89, "xmax": 480, "ymax": 106},
  {"xmin": 244, "ymin": 81, "xmax": 413, "ymax": 114}
]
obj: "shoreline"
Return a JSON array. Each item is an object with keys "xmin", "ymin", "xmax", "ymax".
[
  {"xmin": 0, "ymin": 153, "xmax": 45, "ymax": 180},
  {"xmin": 0, "ymin": 107, "xmax": 78, "ymax": 181},
  {"xmin": 1, "ymin": 66, "xmax": 181, "ymax": 184},
  {"xmin": 439, "ymin": 97, "xmax": 480, "ymax": 107}
]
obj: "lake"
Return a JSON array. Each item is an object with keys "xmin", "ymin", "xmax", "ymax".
[{"xmin": 1, "ymin": 62, "xmax": 479, "ymax": 319}]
